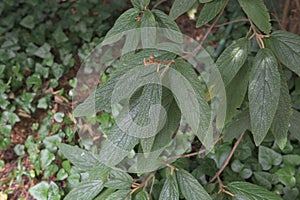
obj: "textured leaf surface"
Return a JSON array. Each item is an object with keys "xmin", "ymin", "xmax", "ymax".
[
  {"xmin": 248, "ymin": 48, "xmax": 280, "ymax": 146},
  {"xmin": 289, "ymin": 109, "xmax": 300, "ymax": 141},
  {"xmin": 106, "ymin": 189, "xmax": 131, "ymax": 200},
  {"xmin": 141, "ymin": 10, "xmax": 156, "ymax": 48},
  {"xmin": 270, "ymin": 66, "xmax": 291, "ymax": 149},
  {"xmin": 217, "ymin": 38, "xmax": 250, "ymax": 86},
  {"xmin": 258, "ymin": 146, "xmax": 282, "ymax": 171},
  {"xmin": 196, "ymin": 0, "xmax": 226, "ymax": 27},
  {"xmin": 267, "ymin": 30, "xmax": 300, "ymax": 77},
  {"xmin": 104, "ymin": 170, "xmax": 133, "ymax": 189},
  {"xmin": 228, "ymin": 181, "xmax": 281, "ymax": 200},
  {"xmin": 131, "ymin": 0, "xmax": 150, "ymax": 10},
  {"xmin": 159, "ymin": 174, "xmax": 179, "ymax": 200},
  {"xmin": 238, "ymin": 0, "xmax": 271, "ymax": 34},
  {"xmin": 64, "ymin": 180, "xmax": 104, "ymax": 200},
  {"xmin": 176, "ymin": 169, "xmax": 212, "ymax": 200},
  {"xmin": 169, "ymin": 0, "xmax": 197, "ymax": 20},
  {"xmin": 135, "ymin": 191, "xmax": 150, "ymax": 200}
]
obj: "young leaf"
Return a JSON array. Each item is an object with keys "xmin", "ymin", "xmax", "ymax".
[
  {"xmin": 237, "ymin": 0, "xmax": 271, "ymax": 34},
  {"xmin": 227, "ymin": 181, "xmax": 281, "ymax": 200},
  {"xmin": 58, "ymin": 143, "xmax": 97, "ymax": 170},
  {"xmin": 159, "ymin": 174, "xmax": 179, "ymax": 200},
  {"xmin": 270, "ymin": 66, "xmax": 291, "ymax": 149},
  {"xmin": 64, "ymin": 180, "xmax": 104, "ymax": 200},
  {"xmin": 225, "ymin": 63, "xmax": 250, "ymax": 122},
  {"xmin": 196, "ymin": 0, "xmax": 226, "ymax": 27},
  {"xmin": 258, "ymin": 146, "xmax": 282, "ymax": 171},
  {"xmin": 216, "ymin": 38, "xmax": 251, "ymax": 86},
  {"xmin": 169, "ymin": 0, "xmax": 197, "ymax": 20},
  {"xmin": 131, "ymin": 0, "xmax": 150, "ymax": 10},
  {"xmin": 267, "ymin": 30, "xmax": 300, "ymax": 77},
  {"xmin": 248, "ymin": 48, "xmax": 280, "ymax": 146},
  {"xmin": 135, "ymin": 191, "xmax": 150, "ymax": 200},
  {"xmin": 141, "ymin": 10, "xmax": 156, "ymax": 48},
  {"xmin": 176, "ymin": 169, "xmax": 212, "ymax": 200}
]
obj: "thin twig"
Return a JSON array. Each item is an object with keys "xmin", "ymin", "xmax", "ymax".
[
  {"xmin": 182, "ymin": 0, "xmax": 229, "ymax": 59},
  {"xmin": 152, "ymin": 0, "xmax": 167, "ymax": 10},
  {"xmin": 164, "ymin": 136, "xmax": 223, "ymax": 163},
  {"xmin": 209, "ymin": 132, "xmax": 245, "ymax": 183},
  {"xmin": 282, "ymin": 0, "xmax": 290, "ymax": 30},
  {"xmin": 205, "ymin": 18, "xmax": 249, "ymax": 28}
]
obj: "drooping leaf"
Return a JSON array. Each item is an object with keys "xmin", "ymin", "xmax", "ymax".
[
  {"xmin": 225, "ymin": 63, "xmax": 250, "ymax": 122},
  {"xmin": 153, "ymin": 9, "xmax": 182, "ymax": 42},
  {"xmin": 141, "ymin": 10, "xmax": 156, "ymax": 48},
  {"xmin": 258, "ymin": 146, "xmax": 282, "ymax": 171},
  {"xmin": 131, "ymin": 0, "xmax": 150, "ymax": 10},
  {"xmin": 159, "ymin": 174, "xmax": 179, "ymax": 200},
  {"xmin": 196, "ymin": 0, "xmax": 226, "ymax": 27},
  {"xmin": 176, "ymin": 169, "xmax": 212, "ymax": 200},
  {"xmin": 64, "ymin": 180, "xmax": 104, "ymax": 200},
  {"xmin": 169, "ymin": 0, "xmax": 197, "ymax": 20},
  {"xmin": 227, "ymin": 181, "xmax": 281, "ymax": 200},
  {"xmin": 270, "ymin": 66, "xmax": 291, "ymax": 149},
  {"xmin": 237, "ymin": 0, "xmax": 271, "ymax": 34},
  {"xmin": 216, "ymin": 38, "xmax": 251, "ymax": 86},
  {"xmin": 167, "ymin": 59, "xmax": 211, "ymax": 148},
  {"xmin": 289, "ymin": 109, "xmax": 300, "ymax": 141},
  {"xmin": 248, "ymin": 48, "xmax": 281, "ymax": 146},
  {"xmin": 267, "ymin": 30, "xmax": 300, "ymax": 77},
  {"xmin": 104, "ymin": 170, "xmax": 133, "ymax": 189}
]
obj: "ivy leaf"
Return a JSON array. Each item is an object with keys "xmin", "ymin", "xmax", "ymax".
[
  {"xmin": 169, "ymin": 0, "xmax": 197, "ymax": 20},
  {"xmin": 258, "ymin": 146, "xmax": 282, "ymax": 171},
  {"xmin": 169, "ymin": 59, "xmax": 211, "ymax": 148},
  {"xmin": 106, "ymin": 189, "xmax": 131, "ymax": 200},
  {"xmin": 34, "ymin": 43, "xmax": 52, "ymax": 59},
  {"xmin": 248, "ymin": 48, "xmax": 281, "ymax": 146},
  {"xmin": 225, "ymin": 63, "xmax": 250, "ymax": 122},
  {"xmin": 58, "ymin": 143, "xmax": 98, "ymax": 170},
  {"xmin": 131, "ymin": 0, "xmax": 150, "ymax": 10},
  {"xmin": 52, "ymin": 27, "xmax": 68, "ymax": 43},
  {"xmin": 275, "ymin": 166, "xmax": 296, "ymax": 187},
  {"xmin": 176, "ymin": 169, "xmax": 212, "ymax": 200},
  {"xmin": 216, "ymin": 38, "xmax": 251, "ymax": 86},
  {"xmin": 104, "ymin": 8, "xmax": 140, "ymax": 41},
  {"xmin": 141, "ymin": 10, "xmax": 156, "ymax": 48},
  {"xmin": 270, "ymin": 66, "xmax": 291, "ymax": 149},
  {"xmin": 237, "ymin": 0, "xmax": 271, "ymax": 34},
  {"xmin": 135, "ymin": 191, "xmax": 150, "ymax": 200},
  {"xmin": 104, "ymin": 170, "xmax": 133, "ymax": 189},
  {"xmin": 153, "ymin": 9, "xmax": 182, "ymax": 42},
  {"xmin": 196, "ymin": 0, "xmax": 226, "ymax": 27},
  {"xmin": 289, "ymin": 109, "xmax": 300, "ymax": 141},
  {"xmin": 29, "ymin": 181, "xmax": 49, "ymax": 200},
  {"xmin": 227, "ymin": 181, "xmax": 281, "ymax": 200},
  {"xmin": 64, "ymin": 180, "xmax": 104, "ymax": 200},
  {"xmin": 40, "ymin": 149, "xmax": 55, "ymax": 169},
  {"xmin": 159, "ymin": 174, "xmax": 179, "ymax": 200},
  {"xmin": 20, "ymin": 15, "xmax": 35, "ymax": 29},
  {"xmin": 267, "ymin": 30, "xmax": 300, "ymax": 77},
  {"xmin": 253, "ymin": 172, "xmax": 279, "ymax": 190}
]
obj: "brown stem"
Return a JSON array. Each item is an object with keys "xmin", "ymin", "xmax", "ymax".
[
  {"xmin": 282, "ymin": 0, "xmax": 290, "ymax": 30},
  {"xmin": 209, "ymin": 132, "xmax": 245, "ymax": 183},
  {"xmin": 152, "ymin": 0, "xmax": 167, "ymax": 10},
  {"xmin": 205, "ymin": 18, "xmax": 249, "ymax": 28}
]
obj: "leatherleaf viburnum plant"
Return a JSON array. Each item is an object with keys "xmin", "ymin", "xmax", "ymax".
[{"xmin": 56, "ymin": 0, "xmax": 300, "ymax": 199}]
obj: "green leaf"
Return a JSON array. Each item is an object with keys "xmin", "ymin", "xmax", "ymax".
[
  {"xmin": 131, "ymin": 0, "xmax": 150, "ymax": 10},
  {"xmin": 248, "ymin": 48, "xmax": 281, "ymax": 145},
  {"xmin": 52, "ymin": 27, "xmax": 68, "ymax": 43},
  {"xmin": 289, "ymin": 109, "xmax": 300, "ymax": 141},
  {"xmin": 258, "ymin": 146, "xmax": 282, "ymax": 171},
  {"xmin": 159, "ymin": 174, "xmax": 179, "ymax": 200},
  {"xmin": 94, "ymin": 188, "xmax": 116, "ymax": 200},
  {"xmin": 283, "ymin": 155, "xmax": 300, "ymax": 166},
  {"xmin": 196, "ymin": 0, "xmax": 226, "ymax": 27},
  {"xmin": 106, "ymin": 189, "xmax": 131, "ymax": 200},
  {"xmin": 40, "ymin": 149, "xmax": 55, "ymax": 169},
  {"xmin": 57, "ymin": 168, "xmax": 68, "ymax": 181},
  {"xmin": 141, "ymin": 10, "xmax": 156, "ymax": 48},
  {"xmin": 267, "ymin": 30, "xmax": 300, "ymax": 77},
  {"xmin": 104, "ymin": 170, "xmax": 133, "ymax": 189},
  {"xmin": 135, "ymin": 191, "xmax": 150, "ymax": 200},
  {"xmin": 34, "ymin": 43, "xmax": 52, "ymax": 59},
  {"xmin": 105, "ymin": 8, "xmax": 140, "ymax": 40},
  {"xmin": 227, "ymin": 181, "xmax": 281, "ymax": 200},
  {"xmin": 176, "ymin": 169, "xmax": 212, "ymax": 200},
  {"xmin": 64, "ymin": 180, "xmax": 104, "ymax": 200},
  {"xmin": 275, "ymin": 166, "xmax": 296, "ymax": 187},
  {"xmin": 237, "ymin": 0, "xmax": 271, "ymax": 34},
  {"xmin": 29, "ymin": 181, "xmax": 49, "ymax": 200},
  {"xmin": 270, "ymin": 66, "xmax": 291, "ymax": 149},
  {"xmin": 217, "ymin": 38, "xmax": 251, "ymax": 86},
  {"xmin": 20, "ymin": 15, "xmax": 35, "ymax": 29},
  {"xmin": 253, "ymin": 172, "xmax": 278, "ymax": 190},
  {"xmin": 199, "ymin": 0, "xmax": 213, "ymax": 3},
  {"xmin": 225, "ymin": 63, "xmax": 250, "ymax": 122},
  {"xmin": 170, "ymin": 59, "xmax": 211, "ymax": 148},
  {"xmin": 153, "ymin": 9, "xmax": 182, "ymax": 42},
  {"xmin": 48, "ymin": 181, "xmax": 61, "ymax": 200},
  {"xmin": 58, "ymin": 143, "xmax": 97, "ymax": 170},
  {"xmin": 169, "ymin": 0, "xmax": 197, "ymax": 20}
]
